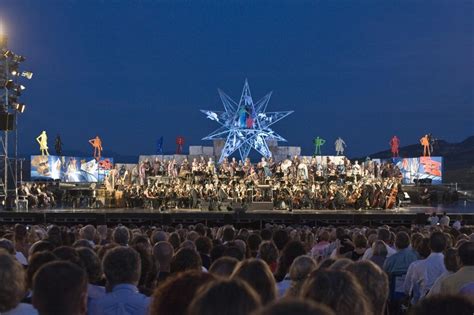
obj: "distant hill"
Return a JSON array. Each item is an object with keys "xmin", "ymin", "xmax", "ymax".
[{"xmin": 365, "ymin": 136, "xmax": 474, "ymax": 189}]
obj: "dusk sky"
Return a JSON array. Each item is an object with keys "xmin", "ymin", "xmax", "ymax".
[{"xmin": 1, "ymin": 0, "xmax": 473, "ymax": 159}]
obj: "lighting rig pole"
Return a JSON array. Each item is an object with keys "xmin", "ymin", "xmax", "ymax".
[{"xmin": 0, "ymin": 24, "xmax": 32, "ymax": 210}]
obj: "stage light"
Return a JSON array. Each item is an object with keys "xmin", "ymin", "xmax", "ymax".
[
  {"xmin": 11, "ymin": 70, "xmax": 18, "ymax": 76},
  {"xmin": 13, "ymin": 103, "xmax": 25, "ymax": 113},
  {"xmin": 21, "ymin": 71, "xmax": 33, "ymax": 79},
  {"xmin": 3, "ymin": 50, "xmax": 13, "ymax": 58},
  {"xmin": 19, "ymin": 84, "xmax": 25, "ymax": 91},
  {"xmin": 13, "ymin": 55, "xmax": 25, "ymax": 63},
  {"xmin": 4, "ymin": 79, "xmax": 14, "ymax": 89}
]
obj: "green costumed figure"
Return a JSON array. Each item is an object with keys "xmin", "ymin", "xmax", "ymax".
[{"xmin": 313, "ymin": 136, "xmax": 326, "ymax": 156}]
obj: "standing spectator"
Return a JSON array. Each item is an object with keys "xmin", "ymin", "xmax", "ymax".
[
  {"xmin": 89, "ymin": 247, "xmax": 149, "ymax": 315},
  {"xmin": 428, "ymin": 212, "xmax": 439, "ymax": 226},
  {"xmin": 33, "ymin": 261, "xmax": 87, "ymax": 315}
]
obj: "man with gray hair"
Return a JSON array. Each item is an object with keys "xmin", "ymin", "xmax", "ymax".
[
  {"xmin": 80, "ymin": 225, "xmax": 97, "ymax": 247},
  {"xmin": 89, "ymin": 247, "xmax": 149, "ymax": 314}
]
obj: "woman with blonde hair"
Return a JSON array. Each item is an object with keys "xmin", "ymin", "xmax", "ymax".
[{"xmin": 285, "ymin": 255, "xmax": 317, "ymax": 297}]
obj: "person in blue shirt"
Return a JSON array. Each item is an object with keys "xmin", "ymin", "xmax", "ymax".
[
  {"xmin": 384, "ymin": 231, "xmax": 419, "ymax": 276},
  {"xmin": 89, "ymin": 247, "xmax": 150, "ymax": 315}
]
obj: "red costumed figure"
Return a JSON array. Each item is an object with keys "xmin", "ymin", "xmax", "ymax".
[
  {"xmin": 176, "ymin": 136, "xmax": 185, "ymax": 154},
  {"xmin": 390, "ymin": 136, "xmax": 400, "ymax": 157}
]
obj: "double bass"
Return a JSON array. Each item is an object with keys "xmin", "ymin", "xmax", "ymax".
[{"xmin": 385, "ymin": 181, "xmax": 399, "ymax": 209}]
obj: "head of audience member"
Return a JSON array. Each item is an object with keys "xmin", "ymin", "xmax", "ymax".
[
  {"xmin": 149, "ymin": 271, "xmax": 215, "ymax": 315},
  {"xmin": 411, "ymin": 232, "xmax": 424, "ymax": 249},
  {"xmin": 29, "ymin": 240, "xmax": 55, "ymax": 256},
  {"xmin": 33, "ymin": 261, "xmax": 88, "ymax": 315},
  {"xmin": 377, "ymin": 228, "xmax": 391, "ymax": 244},
  {"xmin": 443, "ymin": 247, "xmax": 460, "ymax": 272},
  {"xmin": 76, "ymin": 247, "xmax": 102, "ymax": 284},
  {"xmin": 195, "ymin": 223, "xmax": 206, "ymax": 236},
  {"xmin": 223, "ymin": 245, "xmax": 245, "ymax": 261},
  {"xmin": 0, "ymin": 250, "xmax": 27, "ymax": 313},
  {"xmin": 458, "ymin": 241, "xmax": 474, "ymax": 267},
  {"xmin": 170, "ymin": 247, "xmax": 202, "ymax": 274},
  {"xmin": 46, "ymin": 225, "xmax": 62, "ymax": 247},
  {"xmin": 188, "ymin": 279, "xmax": 261, "ymax": 315},
  {"xmin": 416, "ymin": 237, "xmax": 431, "ymax": 259},
  {"xmin": 112, "ymin": 226, "xmax": 130, "ymax": 246},
  {"xmin": 52, "ymin": 246, "xmax": 82, "ymax": 266},
  {"xmin": 79, "ymin": 225, "xmax": 96, "ymax": 243},
  {"xmin": 151, "ymin": 230, "xmax": 168, "ymax": 244},
  {"xmin": 223, "ymin": 226, "xmax": 235, "ymax": 243},
  {"xmin": 248, "ymin": 234, "xmax": 262, "ymax": 257},
  {"xmin": 133, "ymin": 243, "xmax": 156, "ymax": 293},
  {"xmin": 232, "ymin": 258, "xmax": 277, "ymax": 305},
  {"xmin": 329, "ymin": 258, "xmax": 353, "ymax": 271},
  {"xmin": 168, "ymin": 232, "xmax": 181, "ymax": 250},
  {"xmin": 254, "ymin": 298, "xmax": 336, "ymax": 315},
  {"xmin": 73, "ymin": 239, "xmax": 94, "ymax": 249},
  {"xmin": 260, "ymin": 229, "xmax": 272, "ymax": 241},
  {"xmin": 395, "ymin": 231, "xmax": 411, "ymax": 250},
  {"xmin": 131, "ymin": 235, "xmax": 152, "ymax": 252},
  {"xmin": 316, "ymin": 258, "xmax": 336, "ymax": 271},
  {"xmin": 272, "ymin": 229, "xmax": 290, "ymax": 251},
  {"xmin": 195, "ymin": 236, "xmax": 212, "ymax": 255},
  {"xmin": 14, "ymin": 224, "xmax": 28, "ymax": 243},
  {"xmin": 26, "ymin": 251, "xmax": 57, "ymax": 290},
  {"xmin": 0, "ymin": 238, "xmax": 14, "ymax": 255},
  {"xmin": 302, "ymin": 270, "xmax": 372, "ymax": 315},
  {"xmin": 408, "ymin": 294, "xmax": 474, "ymax": 315},
  {"xmin": 372, "ymin": 240, "xmax": 388, "ymax": 257},
  {"xmin": 180, "ymin": 239, "xmax": 197, "ymax": 251},
  {"xmin": 286, "ymin": 255, "xmax": 317, "ymax": 297},
  {"xmin": 429, "ymin": 231, "xmax": 447, "ymax": 253},
  {"xmin": 102, "ymin": 246, "xmax": 141, "ymax": 289},
  {"xmin": 209, "ymin": 256, "xmax": 239, "ymax": 278},
  {"xmin": 153, "ymin": 241, "xmax": 174, "ymax": 273},
  {"xmin": 275, "ymin": 240, "xmax": 306, "ymax": 282},
  {"xmin": 346, "ymin": 261, "xmax": 389, "ymax": 315}
]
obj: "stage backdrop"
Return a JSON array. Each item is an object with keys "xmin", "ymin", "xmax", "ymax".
[
  {"xmin": 31, "ymin": 155, "xmax": 114, "ymax": 183},
  {"xmin": 391, "ymin": 156, "xmax": 443, "ymax": 185}
]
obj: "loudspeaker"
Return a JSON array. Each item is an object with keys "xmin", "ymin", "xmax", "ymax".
[{"xmin": 0, "ymin": 113, "xmax": 14, "ymax": 131}]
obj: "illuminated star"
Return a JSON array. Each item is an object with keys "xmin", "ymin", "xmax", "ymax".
[{"xmin": 201, "ymin": 79, "xmax": 293, "ymax": 163}]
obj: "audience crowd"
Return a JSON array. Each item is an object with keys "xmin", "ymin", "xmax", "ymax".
[{"xmin": 0, "ymin": 219, "xmax": 473, "ymax": 315}]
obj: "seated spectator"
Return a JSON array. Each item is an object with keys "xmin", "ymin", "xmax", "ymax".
[
  {"xmin": 404, "ymin": 237, "xmax": 431, "ymax": 305},
  {"xmin": 362, "ymin": 228, "xmax": 396, "ymax": 260},
  {"xmin": 112, "ymin": 226, "xmax": 130, "ymax": 246},
  {"xmin": 76, "ymin": 247, "xmax": 106, "ymax": 309},
  {"xmin": 89, "ymin": 247, "xmax": 149, "ymax": 315},
  {"xmin": 274, "ymin": 241, "xmax": 306, "ymax": 296},
  {"xmin": 428, "ymin": 247, "xmax": 459, "ymax": 296},
  {"xmin": 232, "ymin": 258, "xmax": 277, "ymax": 305},
  {"xmin": 195, "ymin": 236, "xmax": 212, "ymax": 270},
  {"xmin": 28, "ymin": 240, "xmax": 55, "ymax": 256},
  {"xmin": 419, "ymin": 231, "xmax": 447, "ymax": 296},
  {"xmin": 348, "ymin": 234, "xmax": 368, "ymax": 261},
  {"xmin": 329, "ymin": 258, "xmax": 353, "ymax": 270},
  {"xmin": 383, "ymin": 231, "xmax": 418, "ymax": 275},
  {"xmin": 370, "ymin": 240, "xmax": 388, "ymax": 269},
  {"xmin": 188, "ymin": 279, "xmax": 261, "ymax": 315},
  {"xmin": 310, "ymin": 230, "xmax": 330, "ymax": 262},
  {"xmin": 170, "ymin": 248, "xmax": 202, "ymax": 274},
  {"xmin": 79, "ymin": 225, "xmax": 97, "ymax": 247},
  {"xmin": 33, "ymin": 261, "xmax": 87, "ymax": 315},
  {"xmin": 285, "ymin": 255, "xmax": 317, "ymax": 297},
  {"xmin": 209, "ymin": 256, "xmax": 239, "ymax": 278},
  {"xmin": 255, "ymin": 298, "xmax": 335, "ymax": 315},
  {"xmin": 149, "ymin": 271, "xmax": 215, "ymax": 315},
  {"xmin": 247, "ymin": 233, "xmax": 262, "ymax": 258},
  {"xmin": 152, "ymin": 241, "xmax": 174, "ymax": 284},
  {"xmin": 257, "ymin": 241, "xmax": 278, "ymax": 273},
  {"xmin": 13, "ymin": 224, "xmax": 29, "ymax": 266},
  {"xmin": 302, "ymin": 269, "xmax": 372, "ymax": 315},
  {"xmin": 346, "ymin": 261, "xmax": 389, "ymax": 315},
  {"xmin": 439, "ymin": 241, "xmax": 474, "ymax": 295},
  {"xmin": 0, "ymin": 249, "xmax": 38, "ymax": 315},
  {"xmin": 408, "ymin": 294, "xmax": 474, "ymax": 315}
]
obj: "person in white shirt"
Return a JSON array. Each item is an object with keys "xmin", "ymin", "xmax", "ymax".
[
  {"xmin": 417, "ymin": 232, "xmax": 447, "ymax": 298},
  {"xmin": 404, "ymin": 237, "xmax": 431, "ymax": 305},
  {"xmin": 362, "ymin": 228, "xmax": 396, "ymax": 260},
  {"xmin": 439, "ymin": 212, "xmax": 450, "ymax": 227},
  {"xmin": 427, "ymin": 247, "xmax": 459, "ymax": 296}
]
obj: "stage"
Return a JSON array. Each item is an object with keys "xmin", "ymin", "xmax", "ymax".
[{"xmin": 0, "ymin": 205, "xmax": 472, "ymax": 227}]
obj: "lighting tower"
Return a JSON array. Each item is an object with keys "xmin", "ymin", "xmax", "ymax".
[{"xmin": 0, "ymin": 24, "xmax": 32, "ymax": 209}]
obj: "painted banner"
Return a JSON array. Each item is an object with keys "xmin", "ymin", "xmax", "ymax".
[{"xmin": 391, "ymin": 156, "xmax": 443, "ymax": 184}]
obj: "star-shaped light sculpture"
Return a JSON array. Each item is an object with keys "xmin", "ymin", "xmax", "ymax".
[{"xmin": 201, "ymin": 79, "xmax": 293, "ymax": 163}]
